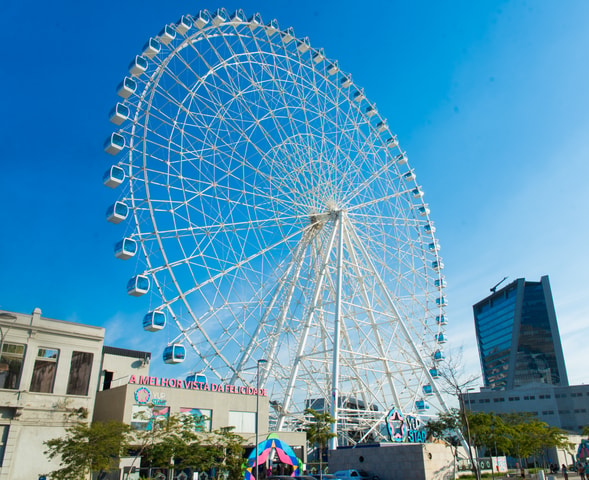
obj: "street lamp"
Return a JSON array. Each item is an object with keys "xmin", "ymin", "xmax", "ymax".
[
  {"xmin": 463, "ymin": 387, "xmax": 480, "ymax": 480},
  {"xmin": 255, "ymin": 359, "xmax": 268, "ymax": 480}
]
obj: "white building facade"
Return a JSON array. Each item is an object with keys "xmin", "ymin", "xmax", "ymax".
[{"xmin": 0, "ymin": 307, "xmax": 104, "ymax": 480}]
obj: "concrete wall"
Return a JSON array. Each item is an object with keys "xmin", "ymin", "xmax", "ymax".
[{"xmin": 329, "ymin": 443, "xmax": 454, "ymax": 480}]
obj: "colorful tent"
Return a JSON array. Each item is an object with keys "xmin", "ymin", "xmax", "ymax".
[{"xmin": 245, "ymin": 434, "xmax": 301, "ymax": 480}]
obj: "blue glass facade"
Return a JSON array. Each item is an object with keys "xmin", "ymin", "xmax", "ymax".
[{"xmin": 473, "ymin": 276, "xmax": 568, "ymax": 390}]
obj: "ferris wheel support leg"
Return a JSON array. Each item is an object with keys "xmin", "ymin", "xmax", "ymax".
[
  {"xmin": 341, "ymin": 223, "xmax": 402, "ymax": 410},
  {"xmin": 277, "ymin": 218, "xmax": 340, "ymax": 431},
  {"xmin": 329, "ymin": 212, "xmax": 345, "ymax": 451},
  {"xmin": 346, "ymin": 222, "xmax": 454, "ymax": 415}
]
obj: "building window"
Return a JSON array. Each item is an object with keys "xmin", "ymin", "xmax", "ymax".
[
  {"xmin": 102, "ymin": 371, "xmax": 113, "ymax": 390},
  {"xmin": 180, "ymin": 408, "xmax": 212, "ymax": 432},
  {"xmin": 66, "ymin": 351, "xmax": 93, "ymax": 395},
  {"xmin": 0, "ymin": 425, "xmax": 8, "ymax": 466},
  {"xmin": 0, "ymin": 343, "xmax": 25, "ymax": 390},
  {"xmin": 30, "ymin": 348, "xmax": 59, "ymax": 393},
  {"xmin": 228, "ymin": 411, "xmax": 255, "ymax": 433}
]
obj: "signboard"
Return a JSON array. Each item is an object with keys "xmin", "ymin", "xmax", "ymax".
[
  {"xmin": 385, "ymin": 407, "xmax": 426, "ymax": 443},
  {"xmin": 128, "ymin": 375, "xmax": 267, "ymax": 396}
]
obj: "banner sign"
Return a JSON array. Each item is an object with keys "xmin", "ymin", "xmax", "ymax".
[{"xmin": 128, "ymin": 375, "xmax": 267, "ymax": 396}]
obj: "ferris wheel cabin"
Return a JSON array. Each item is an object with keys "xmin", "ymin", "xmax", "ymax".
[
  {"xmin": 127, "ymin": 275, "xmax": 150, "ymax": 297},
  {"xmin": 403, "ymin": 171, "xmax": 416, "ymax": 182},
  {"xmin": 106, "ymin": 201, "xmax": 129, "ymax": 224},
  {"xmin": 176, "ymin": 15, "xmax": 193, "ymax": 35},
  {"xmin": 212, "ymin": 8, "xmax": 228, "ymax": 27},
  {"xmin": 431, "ymin": 260, "xmax": 444, "ymax": 272},
  {"xmin": 433, "ymin": 350, "xmax": 445, "ymax": 362},
  {"xmin": 143, "ymin": 311, "xmax": 166, "ymax": 332},
  {"xmin": 114, "ymin": 238, "xmax": 137, "ymax": 260},
  {"xmin": 104, "ymin": 133, "xmax": 125, "ymax": 155},
  {"xmin": 422, "ymin": 384, "xmax": 434, "ymax": 396},
  {"xmin": 417, "ymin": 206, "xmax": 430, "ymax": 217},
  {"xmin": 265, "ymin": 19, "xmax": 279, "ymax": 36},
  {"xmin": 436, "ymin": 315, "xmax": 448, "ymax": 325},
  {"xmin": 103, "ymin": 165, "xmax": 125, "ymax": 188},
  {"xmin": 281, "ymin": 27, "xmax": 295, "ymax": 44},
  {"xmin": 142, "ymin": 38, "xmax": 161, "ymax": 59},
  {"xmin": 230, "ymin": 10, "xmax": 247, "ymax": 24},
  {"xmin": 109, "ymin": 103, "xmax": 130, "ymax": 126},
  {"xmin": 157, "ymin": 25, "xmax": 177, "ymax": 45},
  {"xmin": 116, "ymin": 77, "xmax": 137, "ymax": 99},
  {"xmin": 396, "ymin": 152, "xmax": 408, "ymax": 165},
  {"xmin": 435, "ymin": 278, "xmax": 446, "ymax": 288},
  {"xmin": 436, "ymin": 296, "xmax": 447, "ymax": 307},
  {"xmin": 194, "ymin": 11, "xmax": 210, "ymax": 29},
  {"xmin": 129, "ymin": 55, "xmax": 148, "ymax": 77},
  {"xmin": 435, "ymin": 333, "xmax": 447, "ymax": 344},
  {"xmin": 415, "ymin": 400, "xmax": 429, "ymax": 412},
  {"xmin": 429, "ymin": 368, "xmax": 440, "ymax": 379},
  {"xmin": 297, "ymin": 37, "xmax": 311, "ymax": 54},
  {"xmin": 186, "ymin": 373, "xmax": 207, "ymax": 384},
  {"xmin": 163, "ymin": 344, "xmax": 186, "ymax": 364}
]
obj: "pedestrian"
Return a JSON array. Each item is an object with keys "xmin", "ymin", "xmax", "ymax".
[
  {"xmin": 578, "ymin": 463, "xmax": 585, "ymax": 480},
  {"xmin": 520, "ymin": 467, "xmax": 525, "ymax": 479},
  {"xmin": 562, "ymin": 464, "xmax": 568, "ymax": 480}
]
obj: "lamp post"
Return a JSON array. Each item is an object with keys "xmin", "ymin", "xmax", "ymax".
[
  {"xmin": 255, "ymin": 359, "xmax": 267, "ymax": 480},
  {"xmin": 463, "ymin": 387, "xmax": 480, "ymax": 480},
  {"xmin": 490, "ymin": 422, "xmax": 495, "ymax": 480}
]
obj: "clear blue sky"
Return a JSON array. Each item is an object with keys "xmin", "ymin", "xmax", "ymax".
[{"xmin": 1, "ymin": 0, "xmax": 588, "ymax": 385}]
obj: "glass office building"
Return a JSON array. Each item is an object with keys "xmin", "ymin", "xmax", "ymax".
[{"xmin": 473, "ymin": 276, "xmax": 568, "ymax": 390}]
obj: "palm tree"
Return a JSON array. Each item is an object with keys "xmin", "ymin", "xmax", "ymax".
[{"xmin": 305, "ymin": 408, "xmax": 336, "ymax": 478}]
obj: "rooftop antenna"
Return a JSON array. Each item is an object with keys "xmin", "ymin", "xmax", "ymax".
[{"xmin": 490, "ymin": 276, "xmax": 508, "ymax": 293}]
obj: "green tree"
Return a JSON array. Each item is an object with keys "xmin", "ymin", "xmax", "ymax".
[
  {"xmin": 44, "ymin": 420, "xmax": 131, "ymax": 480},
  {"xmin": 498, "ymin": 413, "xmax": 571, "ymax": 467},
  {"xmin": 143, "ymin": 414, "xmax": 245, "ymax": 478},
  {"xmin": 210, "ymin": 427, "xmax": 246, "ymax": 480},
  {"xmin": 582, "ymin": 425, "xmax": 589, "ymax": 438},
  {"xmin": 304, "ymin": 408, "xmax": 336, "ymax": 476},
  {"xmin": 426, "ymin": 409, "xmax": 462, "ymax": 479}
]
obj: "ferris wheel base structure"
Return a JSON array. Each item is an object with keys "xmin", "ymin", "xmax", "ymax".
[{"xmin": 102, "ymin": 8, "xmax": 451, "ymax": 447}]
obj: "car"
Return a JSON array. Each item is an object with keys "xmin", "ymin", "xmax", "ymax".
[{"xmin": 333, "ymin": 470, "xmax": 379, "ymax": 480}]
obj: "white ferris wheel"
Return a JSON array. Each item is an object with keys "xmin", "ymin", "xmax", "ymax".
[{"xmin": 103, "ymin": 8, "xmax": 450, "ymax": 446}]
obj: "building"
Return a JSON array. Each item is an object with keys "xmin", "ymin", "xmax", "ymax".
[
  {"xmin": 468, "ymin": 276, "xmax": 589, "ymax": 437},
  {"xmin": 463, "ymin": 383, "xmax": 589, "ymax": 433},
  {"xmin": 94, "ymin": 349, "xmax": 307, "ymax": 478},
  {"xmin": 0, "ymin": 308, "xmax": 105, "ymax": 480},
  {"xmin": 473, "ymin": 276, "xmax": 568, "ymax": 391}
]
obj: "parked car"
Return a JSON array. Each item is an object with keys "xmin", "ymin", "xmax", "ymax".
[{"xmin": 333, "ymin": 470, "xmax": 379, "ymax": 480}]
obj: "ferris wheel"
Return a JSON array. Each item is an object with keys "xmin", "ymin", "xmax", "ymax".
[{"xmin": 103, "ymin": 8, "xmax": 450, "ymax": 446}]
